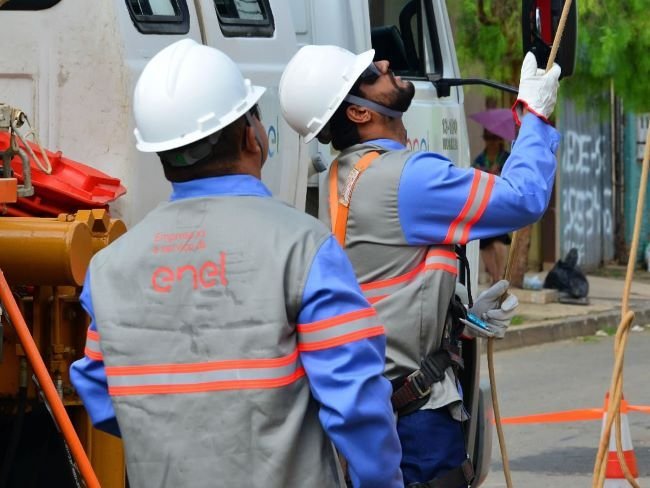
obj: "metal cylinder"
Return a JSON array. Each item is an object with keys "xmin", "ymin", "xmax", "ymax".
[
  {"xmin": 0, "ymin": 217, "xmax": 93, "ymax": 285},
  {"xmin": 91, "ymin": 218, "xmax": 127, "ymax": 255}
]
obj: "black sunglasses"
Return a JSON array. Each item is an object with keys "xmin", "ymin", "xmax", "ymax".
[{"xmin": 358, "ymin": 62, "xmax": 382, "ymax": 84}]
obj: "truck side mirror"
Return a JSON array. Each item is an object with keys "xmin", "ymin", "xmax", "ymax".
[{"xmin": 522, "ymin": 0, "xmax": 577, "ymax": 78}]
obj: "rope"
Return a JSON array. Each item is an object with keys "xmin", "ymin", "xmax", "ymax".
[
  {"xmin": 492, "ymin": 2, "xmax": 574, "ymax": 486},
  {"xmin": 11, "ymin": 111, "xmax": 52, "ymax": 174},
  {"xmin": 591, "ymin": 122, "xmax": 650, "ymax": 488}
]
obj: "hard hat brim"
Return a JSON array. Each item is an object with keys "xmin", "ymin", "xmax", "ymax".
[{"xmin": 135, "ymin": 85, "xmax": 266, "ymax": 153}]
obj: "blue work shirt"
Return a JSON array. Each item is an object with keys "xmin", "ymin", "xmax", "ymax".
[{"xmin": 389, "ymin": 113, "xmax": 559, "ymax": 245}]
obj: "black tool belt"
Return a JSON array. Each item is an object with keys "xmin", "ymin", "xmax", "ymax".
[
  {"xmin": 391, "ymin": 349, "xmax": 457, "ymax": 416},
  {"xmin": 408, "ymin": 459, "xmax": 475, "ymax": 488}
]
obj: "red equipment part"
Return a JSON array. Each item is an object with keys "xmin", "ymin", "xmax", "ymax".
[{"xmin": 0, "ymin": 132, "xmax": 126, "ymax": 217}]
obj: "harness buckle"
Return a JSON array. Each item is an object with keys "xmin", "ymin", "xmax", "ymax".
[{"xmin": 405, "ymin": 369, "xmax": 432, "ymax": 398}]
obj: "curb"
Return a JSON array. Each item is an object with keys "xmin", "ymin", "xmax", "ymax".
[{"xmin": 482, "ymin": 305, "xmax": 650, "ymax": 352}]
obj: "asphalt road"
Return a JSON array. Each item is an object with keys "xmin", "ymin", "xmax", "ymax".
[{"xmin": 480, "ymin": 329, "xmax": 650, "ymax": 487}]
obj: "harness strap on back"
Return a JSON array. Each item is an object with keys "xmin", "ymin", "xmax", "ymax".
[
  {"xmin": 391, "ymin": 350, "xmax": 453, "ymax": 415},
  {"xmin": 328, "ymin": 151, "xmax": 381, "ymax": 246}
]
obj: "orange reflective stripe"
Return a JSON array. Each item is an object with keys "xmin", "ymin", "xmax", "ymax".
[
  {"xmin": 424, "ymin": 248, "xmax": 458, "ymax": 275},
  {"xmin": 361, "ymin": 246, "xmax": 457, "ymax": 303},
  {"xmin": 106, "ymin": 349, "xmax": 304, "ymax": 396},
  {"xmin": 367, "ymin": 295, "xmax": 388, "ymax": 304},
  {"xmin": 297, "ymin": 307, "xmax": 376, "ymax": 333},
  {"xmin": 298, "ymin": 307, "xmax": 384, "ymax": 351},
  {"xmin": 460, "ymin": 172, "xmax": 495, "ymax": 243},
  {"xmin": 106, "ymin": 349, "xmax": 300, "ymax": 376},
  {"xmin": 109, "ymin": 369, "xmax": 306, "ymax": 397},
  {"xmin": 444, "ymin": 170, "xmax": 495, "ymax": 244},
  {"xmin": 298, "ymin": 326, "xmax": 385, "ymax": 352},
  {"xmin": 360, "ymin": 263, "xmax": 425, "ymax": 291},
  {"xmin": 328, "ymin": 152, "xmax": 381, "ymax": 247},
  {"xmin": 84, "ymin": 328, "xmax": 103, "ymax": 361}
]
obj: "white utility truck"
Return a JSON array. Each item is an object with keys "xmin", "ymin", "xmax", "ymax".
[{"xmin": 0, "ymin": 0, "xmax": 576, "ymax": 486}]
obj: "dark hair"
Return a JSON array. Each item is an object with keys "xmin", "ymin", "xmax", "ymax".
[
  {"xmin": 160, "ymin": 115, "xmax": 247, "ymax": 182},
  {"xmin": 329, "ymin": 101, "xmax": 361, "ymax": 151}
]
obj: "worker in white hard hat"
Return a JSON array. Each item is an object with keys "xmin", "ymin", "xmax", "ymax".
[
  {"xmin": 70, "ymin": 39, "xmax": 403, "ymax": 488},
  {"xmin": 279, "ymin": 45, "xmax": 561, "ymax": 487}
]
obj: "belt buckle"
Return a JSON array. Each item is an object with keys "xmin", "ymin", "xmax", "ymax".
[{"xmin": 406, "ymin": 370, "xmax": 431, "ymax": 398}]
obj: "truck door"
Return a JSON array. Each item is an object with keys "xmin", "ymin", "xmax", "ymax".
[
  {"xmin": 193, "ymin": 0, "xmax": 307, "ymax": 210},
  {"xmin": 368, "ymin": 0, "xmax": 470, "ymax": 168}
]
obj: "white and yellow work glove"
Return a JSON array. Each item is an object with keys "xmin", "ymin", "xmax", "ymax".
[
  {"xmin": 512, "ymin": 52, "xmax": 561, "ymax": 125},
  {"xmin": 459, "ymin": 280, "xmax": 519, "ymax": 339}
]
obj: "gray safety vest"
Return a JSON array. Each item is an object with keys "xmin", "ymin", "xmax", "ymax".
[
  {"xmin": 327, "ymin": 143, "xmax": 464, "ymax": 415},
  {"xmin": 88, "ymin": 195, "xmax": 345, "ymax": 487}
]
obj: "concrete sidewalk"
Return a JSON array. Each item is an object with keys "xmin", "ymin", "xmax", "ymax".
[{"xmin": 484, "ymin": 270, "xmax": 650, "ymax": 351}]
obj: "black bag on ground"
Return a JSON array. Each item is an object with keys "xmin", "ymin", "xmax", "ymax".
[{"xmin": 543, "ymin": 248, "xmax": 589, "ymax": 298}]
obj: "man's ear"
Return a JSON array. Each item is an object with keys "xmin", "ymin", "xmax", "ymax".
[
  {"xmin": 243, "ymin": 124, "xmax": 261, "ymax": 155},
  {"xmin": 346, "ymin": 104, "xmax": 372, "ymax": 124}
]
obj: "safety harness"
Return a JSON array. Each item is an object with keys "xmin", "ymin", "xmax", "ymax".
[
  {"xmin": 389, "ymin": 248, "xmax": 471, "ymax": 417},
  {"xmin": 329, "ymin": 151, "xmax": 475, "ymax": 487}
]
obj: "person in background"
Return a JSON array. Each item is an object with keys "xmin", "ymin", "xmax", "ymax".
[
  {"xmin": 472, "ymin": 129, "xmax": 512, "ymax": 284},
  {"xmin": 70, "ymin": 39, "xmax": 403, "ymax": 488}
]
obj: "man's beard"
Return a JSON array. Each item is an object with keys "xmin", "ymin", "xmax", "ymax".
[{"xmin": 385, "ymin": 77, "xmax": 415, "ymax": 113}]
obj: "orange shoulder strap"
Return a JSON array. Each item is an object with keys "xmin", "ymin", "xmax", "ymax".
[{"xmin": 328, "ymin": 151, "xmax": 381, "ymax": 247}]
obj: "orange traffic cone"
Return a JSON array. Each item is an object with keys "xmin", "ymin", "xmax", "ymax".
[{"xmin": 600, "ymin": 394, "xmax": 639, "ymax": 487}]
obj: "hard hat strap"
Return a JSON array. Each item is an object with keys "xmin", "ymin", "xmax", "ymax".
[
  {"xmin": 343, "ymin": 94, "xmax": 403, "ymax": 119},
  {"xmin": 158, "ymin": 131, "xmax": 222, "ymax": 167}
]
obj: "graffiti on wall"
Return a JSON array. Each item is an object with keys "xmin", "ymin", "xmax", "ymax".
[{"xmin": 560, "ymin": 101, "xmax": 614, "ymax": 269}]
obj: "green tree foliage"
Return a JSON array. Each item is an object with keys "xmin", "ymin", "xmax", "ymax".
[
  {"xmin": 566, "ymin": 0, "xmax": 650, "ymax": 111},
  {"xmin": 451, "ymin": 0, "xmax": 522, "ymax": 86},
  {"xmin": 451, "ymin": 0, "xmax": 650, "ymax": 111}
]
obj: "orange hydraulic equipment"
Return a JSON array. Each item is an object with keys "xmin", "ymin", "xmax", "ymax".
[{"xmin": 1, "ymin": 104, "xmax": 128, "ymax": 487}]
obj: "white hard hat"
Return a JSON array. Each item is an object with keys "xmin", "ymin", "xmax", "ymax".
[
  {"xmin": 279, "ymin": 45, "xmax": 375, "ymax": 143},
  {"xmin": 134, "ymin": 39, "xmax": 266, "ymax": 153}
]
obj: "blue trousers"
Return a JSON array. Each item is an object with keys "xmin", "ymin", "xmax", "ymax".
[{"xmin": 397, "ymin": 407, "xmax": 467, "ymax": 486}]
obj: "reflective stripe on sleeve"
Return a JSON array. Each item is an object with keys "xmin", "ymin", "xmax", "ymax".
[
  {"xmin": 360, "ymin": 246, "xmax": 457, "ymax": 304},
  {"xmin": 105, "ymin": 349, "xmax": 305, "ymax": 396},
  {"xmin": 444, "ymin": 169, "xmax": 495, "ymax": 244},
  {"xmin": 84, "ymin": 328, "xmax": 103, "ymax": 361},
  {"xmin": 297, "ymin": 308, "xmax": 384, "ymax": 352}
]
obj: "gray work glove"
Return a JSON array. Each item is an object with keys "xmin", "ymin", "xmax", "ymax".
[
  {"xmin": 513, "ymin": 52, "xmax": 561, "ymax": 125},
  {"xmin": 460, "ymin": 280, "xmax": 518, "ymax": 339}
]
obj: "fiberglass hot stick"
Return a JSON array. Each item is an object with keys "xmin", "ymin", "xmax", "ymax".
[{"xmin": 492, "ymin": 1, "xmax": 574, "ymax": 486}]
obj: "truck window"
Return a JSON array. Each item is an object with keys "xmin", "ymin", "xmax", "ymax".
[
  {"xmin": 368, "ymin": 0, "xmax": 441, "ymax": 78},
  {"xmin": 125, "ymin": 0, "xmax": 190, "ymax": 35},
  {"xmin": 0, "ymin": 0, "xmax": 60, "ymax": 9},
  {"xmin": 214, "ymin": 0, "xmax": 274, "ymax": 37}
]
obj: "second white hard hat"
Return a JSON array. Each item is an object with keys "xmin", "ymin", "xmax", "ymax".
[
  {"xmin": 133, "ymin": 39, "xmax": 266, "ymax": 153},
  {"xmin": 279, "ymin": 45, "xmax": 375, "ymax": 143}
]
